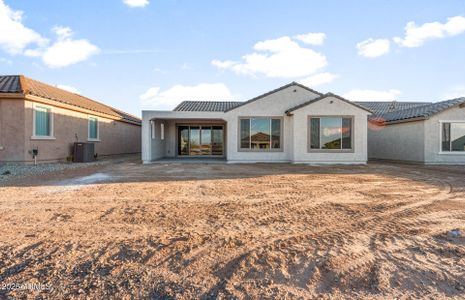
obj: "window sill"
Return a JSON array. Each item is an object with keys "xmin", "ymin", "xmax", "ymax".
[
  {"xmin": 238, "ymin": 149, "xmax": 284, "ymax": 153},
  {"xmin": 88, "ymin": 139, "xmax": 101, "ymax": 142},
  {"xmin": 438, "ymin": 152, "xmax": 465, "ymax": 155},
  {"xmin": 31, "ymin": 136, "xmax": 56, "ymax": 140},
  {"xmin": 307, "ymin": 149, "xmax": 354, "ymax": 153}
]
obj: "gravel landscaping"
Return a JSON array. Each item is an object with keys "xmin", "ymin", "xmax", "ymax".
[{"xmin": 0, "ymin": 155, "xmax": 137, "ymax": 183}]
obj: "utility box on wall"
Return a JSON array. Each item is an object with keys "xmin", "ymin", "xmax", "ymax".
[{"xmin": 73, "ymin": 142, "xmax": 95, "ymax": 163}]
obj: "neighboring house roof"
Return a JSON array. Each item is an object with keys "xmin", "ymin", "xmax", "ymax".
[
  {"xmin": 355, "ymin": 101, "xmax": 431, "ymax": 115},
  {"xmin": 0, "ymin": 75, "xmax": 21, "ymax": 93},
  {"xmin": 373, "ymin": 98, "xmax": 465, "ymax": 124},
  {"xmin": 285, "ymin": 92, "xmax": 373, "ymax": 114},
  {"xmin": 224, "ymin": 82, "xmax": 324, "ymax": 112},
  {"xmin": 174, "ymin": 100, "xmax": 243, "ymax": 112},
  {"xmin": 0, "ymin": 75, "xmax": 141, "ymax": 125},
  {"xmin": 248, "ymin": 132, "xmax": 271, "ymax": 142}
]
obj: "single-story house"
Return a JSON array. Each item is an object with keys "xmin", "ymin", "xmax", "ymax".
[
  {"xmin": 142, "ymin": 82, "xmax": 372, "ymax": 164},
  {"xmin": 362, "ymin": 98, "xmax": 465, "ymax": 164},
  {"xmin": 0, "ymin": 75, "xmax": 141, "ymax": 163}
]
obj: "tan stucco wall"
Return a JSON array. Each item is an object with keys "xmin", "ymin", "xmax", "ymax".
[
  {"xmin": 0, "ymin": 98, "xmax": 26, "ymax": 162},
  {"xmin": 0, "ymin": 97, "xmax": 141, "ymax": 163}
]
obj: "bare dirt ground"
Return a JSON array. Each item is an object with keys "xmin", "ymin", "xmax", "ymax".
[{"xmin": 0, "ymin": 158, "xmax": 464, "ymax": 299}]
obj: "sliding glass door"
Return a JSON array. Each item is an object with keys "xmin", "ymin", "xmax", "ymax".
[{"xmin": 178, "ymin": 125, "xmax": 224, "ymax": 156}]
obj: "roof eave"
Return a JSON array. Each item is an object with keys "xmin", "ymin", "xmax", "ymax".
[
  {"xmin": 24, "ymin": 94, "xmax": 141, "ymax": 125},
  {"xmin": 374, "ymin": 116, "xmax": 428, "ymax": 126},
  {"xmin": 0, "ymin": 92, "xmax": 25, "ymax": 99},
  {"xmin": 286, "ymin": 93, "xmax": 373, "ymax": 115}
]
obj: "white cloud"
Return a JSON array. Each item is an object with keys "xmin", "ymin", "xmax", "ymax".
[
  {"xmin": 299, "ymin": 72, "xmax": 338, "ymax": 87},
  {"xmin": 39, "ymin": 26, "xmax": 99, "ymax": 68},
  {"xmin": 343, "ymin": 89, "xmax": 401, "ymax": 101},
  {"xmin": 0, "ymin": 0, "xmax": 47, "ymax": 54},
  {"xmin": 294, "ymin": 32, "xmax": 326, "ymax": 46},
  {"xmin": 211, "ymin": 60, "xmax": 236, "ymax": 69},
  {"xmin": 140, "ymin": 83, "xmax": 235, "ymax": 110},
  {"xmin": 57, "ymin": 84, "xmax": 79, "ymax": 94},
  {"xmin": 123, "ymin": 0, "xmax": 149, "ymax": 8},
  {"xmin": 0, "ymin": 1, "xmax": 98, "ymax": 68},
  {"xmin": 357, "ymin": 38, "xmax": 390, "ymax": 58},
  {"xmin": 394, "ymin": 16, "xmax": 465, "ymax": 48},
  {"xmin": 211, "ymin": 35, "xmax": 327, "ymax": 78}
]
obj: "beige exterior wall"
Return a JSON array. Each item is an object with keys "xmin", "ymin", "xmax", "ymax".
[
  {"xmin": 424, "ymin": 106, "xmax": 465, "ymax": 164},
  {"xmin": 0, "ymin": 97, "xmax": 141, "ymax": 163},
  {"xmin": 367, "ymin": 120, "xmax": 425, "ymax": 163},
  {"xmin": 0, "ymin": 98, "xmax": 27, "ymax": 162},
  {"xmin": 142, "ymin": 85, "xmax": 371, "ymax": 164},
  {"xmin": 367, "ymin": 105, "xmax": 465, "ymax": 164},
  {"xmin": 291, "ymin": 96, "xmax": 370, "ymax": 164},
  {"xmin": 224, "ymin": 85, "xmax": 320, "ymax": 163}
]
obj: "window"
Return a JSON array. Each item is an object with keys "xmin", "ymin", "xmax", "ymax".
[
  {"xmin": 33, "ymin": 105, "xmax": 53, "ymax": 137},
  {"xmin": 160, "ymin": 123, "xmax": 165, "ymax": 140},
  {"xmin": 239, "ymin": 117, "xmax": 282, "ymax": 150},
  {"xmin": 88, "ymin": 116, "xmax": 99, "ymax": 140},
  {"xmin": 151, "ymin": 121, "xmax": 156, "ymax": 139},
  {"xmin": 442, "ymin": 122, "xmax": 465, "ymax": 152},
  {"xmin": 309, "ymin": 117, "xmax": 353, "ymax": 151}
]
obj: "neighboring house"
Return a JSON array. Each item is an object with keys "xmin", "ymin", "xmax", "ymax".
[
  {"xmin": 142, "ymin": 82, "xmax": 372, "ymax": 164},
  {"xmin": 0, "ymin": 75, "xmax": 141, "ymax": 163},
  {"xmin": 360, "ymin": 98, "xmax": 465, "ymax": 164}
]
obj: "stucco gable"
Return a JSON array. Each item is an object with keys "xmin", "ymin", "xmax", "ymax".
[
  {"xmin": 285, "ymin": 92, "xmax": 372, "ymax": 115},
  {"xmin": 224, "ymin": 82, "xmax": 323, "ymax": 113}
]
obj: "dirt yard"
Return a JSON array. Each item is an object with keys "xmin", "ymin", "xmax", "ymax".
[{"xmin": 0, "ymin": 159, "xmax": 464, "ymax": 299}]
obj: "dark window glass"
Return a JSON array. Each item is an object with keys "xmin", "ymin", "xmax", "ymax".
[
  {"xmin": 310, "ymin": 118, "xmax": 320, "ymax": 149},
  {"xmin": 189, "ymin": 126, "xmax": 201, "ymax": 155},
  {"xmin": 321, "ymin": 117, "xmax": 342, "ymax": 149},
  {"xmin": 89, "ymin": 117, "xmax": 98, "ymax": 139},
  {"xmin": 35, "ymin": 107, "xmax": 51, "ymax": 136},
  {"xmin": 271, "ymin": 119, "xmax": 281, "ymax": 149},
  {"xmin": 451, "ymin": 123, "xmax": 465, "ymax": 152},
  {"xmin": 178, "ymin": 126, "xmax": 189, "ymax": 155},
  {"xmin": 251, "ymin": 118, "xmax": 271, "ymax": 149},
  {"xmin": 240, "ymin": 119, "xmax": 250, "ymax": 149},
  {"xmin": 442, "ymin": 123, "xmax": 451, "ymax": 151},
  {"xmin": 200, "ymin": 126, "xmax": 212, "ymax": 155},
  {"xmin": 212, "ymin": 126, "xmax": 224, "ymax": 156},
  {"xmin": 342, "ymin": 118, "xmax": 352, "ymax": 149}
]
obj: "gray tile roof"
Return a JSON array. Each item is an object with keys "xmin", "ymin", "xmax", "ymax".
[
  {"xmin": 0, "ymin": 75, "xmax": 21, "ymax": 93},
  {"xmin": 373, "ymin": 98, "xmax": 465, "ymax": 124},
  {"xmin": 355, "ymin": 101, "xmax": 431, "ymax": 115},
  {"xmin": 173, "ymin": 101, "xmax": 243, "ymax": 112},
  {"xmin": 0, "ymin": 75, "xmax": 141, "ymax": 125}
]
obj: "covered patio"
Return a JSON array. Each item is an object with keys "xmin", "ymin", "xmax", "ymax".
[{"xmin": 142, "ymin": 111, "xmax": 228, "ymax": 163}]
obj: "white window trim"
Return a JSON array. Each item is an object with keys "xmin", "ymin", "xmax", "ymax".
[
  {"xmin": 151, "ymin": 120, "xmax": 156, "ymax": 139},
  {"xmin": 308, "ymin": 116, "xmax": 354, "ymax": 153},
  {"xmin": 88, "ymin": 116, "xmax": 100, "ymax": 142},
  {"xmin": 439, "ymin": 120, "xmax": 465, "ymax": 155},
  {"xmin": 160, "ymin": 123, "xmax": 165, "ymax": 140},
  {"xmin": 31, "ymin": 103, "xmax": 55, "ymax": 140},
  {"xmin": 238, "ymin": 117, "xmax": 284, "ymax": 152}
]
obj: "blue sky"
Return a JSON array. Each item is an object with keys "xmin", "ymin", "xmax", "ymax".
[{"xmin": 1, "ymin": 0, "xmax": 465, "ymax": 117}]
